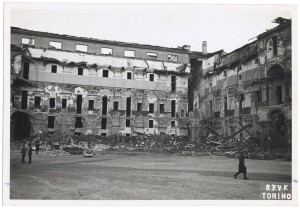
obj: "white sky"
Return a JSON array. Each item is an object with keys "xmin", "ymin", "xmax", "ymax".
[{"xmin": 9, "ymin": 3, "xmax": 293, "ymax": 53}]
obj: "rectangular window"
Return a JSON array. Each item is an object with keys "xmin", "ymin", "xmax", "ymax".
[
  {"xmin": 88, "ymin": 100, "xmax": 94, "ymax": 110},
  {"xmin": 149, "ymin": 74, "xmax": 154, "ymax": 81},
  {"xmin": 160, "ymin": 104, "xmax": 164, "ymax": 114},
  {"xmin": 51, "ymin": 65, "xmax": 57, "ymax": 73},
  {"xmin": 137, "ymin": 103, "xmax": 142, "ymax": 112},
  {"xmin": 76, "ymin": 44, "xmax": 88, "ymax": 53},
  {"xmin": 224, "ymin": 96, "xmax": 227, "ymax": 114},
  {"xmin": 127, "ymin": 72, "xmax": 132, "ymax": 80},
  {"xmin": 62, "ymin": 99, "xmax": 67, "ymax": 109},
  {"xmin": 149, "ymin": 120, "xmax": 153, "ymax": 128},
  {"xmin": 149, "ymin": 103, "xmax": 154, "ymax": 113},
  {"xmin": 276, "ymin": 85, "xmax": 282, "ymax": 105},
  {"xmin": 171, "ymin": 100, "xmax": 176, "ymax": 117},
  {"xmin": 75, "ymin": 117, "xmax": 83, "ymax": 129},
  {"xmin": 181, "ymin": 110, "xmax": 185, "ymax": 117},
  {"xmin": 23, "ymin": 62, "xmax": 29, "ymax": 79},
  {"xmin": 124, "ymin": 50, "xmax": 135, "ymax": 57},
  {"xmin": 168, "ymin": 54, "xmax": 178, "ymax": 62},
  {"xmin": 272, "ymin": 36, "xmax": 278, "ymax": 56},
  {"xmin": 171, "ymin": 75, "xmax": 176, "ymax": 92},
  {"xmin": 103, "ymin": 69, "xmax": 109, "ymax": 77},
  {"xmin": 48, "ymin": 116, "xmax": 55, "ymax": 128},
  {"xmin": 101, "ymin": 48, "xmax": 112, "ymax": 55},
  {"xmin": 255, "ymin": 89, "xmax": 262, "ymax": 106},
  {"xmin": 113, "ymin": 101, "xmax": 119, "ymax": 111},
  {"xmin": 21, "ymin": 38, "xmax": 34, "ymax": 45},
  {"xmin": 21, "ymin": 90, "xmax": 28, "ymax": 110},
  {"xmin": 126, "ymin": 97, "xmax": 131, "ymax": 116},
  {"xmin": 101, "ymin": 118, "xmax": 107, "ymax": 130},
  {"xmin": 223, "ymin": 71, "xmax": 227, "ymax": 77},
  {"xmin": 126, "ymin": 119, "xmax": 130, "ymax": 127},
  {"xmin": 34, "ymin": 96, "xmax": 41, "ymax": 108},
  {"xmin": 78, "ymin": 67, "xmax": 83, "ymax": 75},
  {"xmin": 77, "ymin": 95, "xmax": 82, "ymax": 114},
  {"xmin": 102, "ymin": 96, "xmax": 107, "ymax": 115},
  {"xmin": 171, "ymin": 121, "xmax": 175, "ymax": 128},
  {"xmin": 49, "ymin": 41, "xmax": 62, "ymax": 49},
  {"xmin": 50, "ymin": 98, "xmax": 55, "ymax": 108},
  {"xmin": 147, "ymin": 52, "xmax": 158, "ymax": 60}
]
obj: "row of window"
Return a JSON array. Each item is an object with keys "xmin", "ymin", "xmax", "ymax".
[{"xmin": 21, "ymin": 37, "xmax": 179, "ymax": 62}]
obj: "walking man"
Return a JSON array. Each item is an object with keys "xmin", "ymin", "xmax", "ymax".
[
  {"xmin": 28, "ymin": 143, "xmax": 33, "ymax": 164},
  {"xmin": 20, "ymin": 144, "xmax": 27, "ymax": 163},
  {"xmin": 234, "ymin": 152, "xmax": 249, "ymax": 180}
]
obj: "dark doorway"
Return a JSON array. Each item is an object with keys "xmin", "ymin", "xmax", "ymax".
[
  {"xmin": 276, "ymin": 85, "xmax": 282, "ymax": 105},
  {"xmin": 23, "ymin": 62, "xmax": 29, "ymax": 80},
  {"xmin": 126, "ymin": 97, "xmax": 131, "ymax": 117},
  {"xmin": 75, "ymin": 117, "xmax": 83, "ymax": 129},
  {"xmin": 171, "ymin": 100, "xmax": 176, "ymax": 117},
  {"xmin": 77, "ymin": 95, "xmax": 82, "ymax": 114},
  {"xmin": 49, "ymin": 98, "xmax": 55, "ymax": 108},
  {"xmin": 48, "ymin": 116, "xmax": 55, "ymax": 128},
  {"xmin": 21, "ymin": 90, "xmax": 28, "ymax": 109},
  {"xmin": 101, "ymin": 118, "xmax": 107, "ymax": 130},
  {"xmin": 102, "ymin": 96, "xmax": 107, "ymax": 115},
  {"xmin": 11, "ymin": 112, "xmax": 32, "ymax": 140}
]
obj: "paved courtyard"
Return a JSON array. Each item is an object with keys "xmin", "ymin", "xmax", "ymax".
[{"xmin": 9, "ymin": 151, "xmax": 291, "ymax": 200}]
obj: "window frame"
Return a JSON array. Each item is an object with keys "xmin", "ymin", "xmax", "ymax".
[
  {"xmin": 51, "ymin": 65, "xmax": 57, "ymax": 73},
  {"xmin": 113, "ymin": 101, "xmax": 119, "ymax": 111},
  {"xmin": 78, "ymin": 67, "xmax": 83, "ymax": 75},
  {"xmin": 75, "ymin": 44, "xmax": 88, "ymax": 53},
  {"xmin": 49, "ymin": 41, "xmax": 62, "ymax": 50},
  {"xmin": 149, "ymin": 120, "xmax": 154, "ymax": 128},
  {"xmin": 146, "ymin": 52, "xmax": 158, "ymax": 60},
  {"xmin": 127, "ymin": 72, "xmax": 132, "ymax": 80},
  {"xmin": 34, "ymin": 96, "xmax": 41, "ymax": 108},
  {"xmin": 102, "ymin": 69, "xmax": 109, "ymax": 78},
  {"xmin": 149, "ymin": 73, "xmax": 154, "ymax": 82},
  {"xmin": 101, "ymin": 47, "xmax": 113, "ymax": 55},
  {"xmin": 49, "ymin": 98, "xmax": 56, "ymax": 109},
  {"xmin": 21, "ymin": 37, "xmax": 35, "ymax": 46},
  {"xmin": 62, "ymin": 98, "xmax": 67, "ymax": 109},
  {"xmin": 171, "ymin": 121, "xmax": 176, "ymax": 128},
  {"xmin": 149, "ymin": 103, "xmax": 154, "ymax": 113},
  {"xmin": 88, "ymin": 100, "xmax": 94, "ymax": 110},
  {"xmin": 168, "ymin": 54, "xmax": 178, "ymax": 62},
  {"xmin": 124, "ymin": 50, "xmax": 135, "ymax": 58}
]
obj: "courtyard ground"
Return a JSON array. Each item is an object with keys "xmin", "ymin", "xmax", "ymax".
[{"xmin": 9, "ymin": 150, "xmax": 291, "ymax": 200}]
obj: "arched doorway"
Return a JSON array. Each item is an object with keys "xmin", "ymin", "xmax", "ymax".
[
  {"xmin": 11, "ymin": 111, "xmax": 32, "ymax": 141},
  {"xmin": 267, "ymin": 64, "xmax": 284, "ymax": 80}
]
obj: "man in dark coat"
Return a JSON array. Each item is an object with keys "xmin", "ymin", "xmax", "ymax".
[
  {"xmin": 28, "ymin": 143, "xmax": 33, "ymax": 164},
  {"xmin": 234, "ymin": 152, "xmax": 249, "ymax": 180}
]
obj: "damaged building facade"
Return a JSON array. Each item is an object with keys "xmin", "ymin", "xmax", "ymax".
[
  {"xmin": 189, "ymin": 18, "xmax": 292, "ymax": 147},
  {"xmin": 10, "ymin": 27, "xmax": 192, "ymax": 140}
]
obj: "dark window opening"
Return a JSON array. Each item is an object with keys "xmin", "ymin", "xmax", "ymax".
[
  {"xmin": 272, "ymin": 36, "xmax": 278, "ymax": 56},
  {"xmin": 48, "ymin": 116, "xmax": 55, "ymax": 128},
  {"xmin": 49, "ymin": 98, "xmax": 55, "ymax": 109},
  {"xmin": 171, "ymin": 100, "xmax": 176, "ymax": 117},
  {"xmin": 137, "ymin": 103, "xmax": 142, "ymax": 112},
  {"xmin": 78, "ymin": 67, "xmax": 83, "ymax": 75},
  {"xmin": 149, "ymin": 120, "xmax": 153, "ymax": 128},
  {"xmin": 101, "ymin": 118, "xmax": 107, "ymax": 130},
  {"xmin": 181, "ymin": 110, "xmax": 185, "ymax": 117},
  {"xmin": 75, "ymin": 117, "xmax": 83, "ymax": 129},
  {"xmin": 209, "ymin": 100, "xmax": 213, "ymax": 116},
  {"xmin": 21, "ymin": 91, "xmax": 28, "ymax": 110},
  {"xmin": 102, "ymin": 96, "xmax": 107, "ymax": 115},
  {"xmin": 171, "ymin": 75, "xmax": 176, "ymax": 92},
  {"xmin": 101, "ymin": 133, "xmax": 107, "ymax": 136},
  {"xmin": 149, "ymin": 103, "xmax": 154, "ymax": 113},
  {"xmin": 103, "ymin": 70, "xmax": 109, "ymax": 77},
  {"xmin": 255, "ymin": 58, "xmax": 259, "ymax": 64},
  {"xmin": 126, "ymin": 133, "xmax": 131, "ymax": 137},
  {"xmin": 77, "ymin": 95, "xmax": 82, "ymax": 114},
  {"xmin": 23, "ymin": 62, "xmax": 29, "ymax": 79},
  {"xmin": 127, "ymin": 72, "xmax": 132, "ymax": 80},
  {"xmin": 88, "ymin": 100, "xmax": 94, "ymax": 110},
  {"xmin": 126, "ymin": 119, "xmax": 130, "ymax": 127},
  {"xmin": 126, "ymin": 97, "xmax": 131, "ymax": 117},
  {"xmin": 160, "ymin": 104, "xmax": 164, "ymax": 114},
  {"xmin": 239, "ymin": 94, "xmax": 244, "ymax": 115},
  {"xmin": 171, "ymin": 121, "xmax": 175, "ymax": 127},
  {"xmin": 255, "ymin": 89, "xmax": 262, "ymax": 106},
  {"xmin": 149, "ymin": 74, "xmax": 154, "ymax": 81},
  {"xmin": 223, "ymin": 70, "xmax": 227, "ymax": 77},
  {"xmin": 51, "ymin": 65, "xmax": 57, "ymax": 73},
  {"xmin": 113, "ymin": 101, "xmax": 119, "ymax": 111},
  {"xmin": 34, "ymin": 96, "xmax": 41, "ymax": 108},
  {"xmin": 224, "ymin": 96, "xmax": 227, "ymax": 114},
  {"xmin": 276, "ymin": 85, "xmax": 282, "ymax": 105},
  {"xmin": 62, "ymin": 99, "xmax": 67, "ymax": 109}
]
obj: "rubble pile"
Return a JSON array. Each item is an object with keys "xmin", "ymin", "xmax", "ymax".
[{"xmin": 41, "ymin": 150, "xmax": 72, "ymax": 156}]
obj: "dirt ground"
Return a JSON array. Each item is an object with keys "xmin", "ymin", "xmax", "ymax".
[{"xmin": 9, "ymin": 150, "xmax": 291, "ymax": 200}]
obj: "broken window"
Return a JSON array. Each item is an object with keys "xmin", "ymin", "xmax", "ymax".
[
  {"xmin": 76, "ymin": 44, "xmax": 88, "ymax": 53},
  {"xmin": 48, "ymin": 116, "xmax": 55, "ymax": 128},
  {"xmin": 160, "ymin": 104, "xmax": 164, "ymax": 114},
  {"xmin": 168, "ymin": 54, "xmax": 178, "ymax": 62},
  {"xmin": 149, "ymin": 103, "xmax": 154, "ymax": 113},
  {"xmin": 276, "ymin": 85, "xmax": 282, "ymax": 105},
  {"xmin": 75, "ymin": 117, "xmax": 83, "ymax": 129},
  {"xmin": 49, "ymin": 98, "xmax": 55, "ymax": 108},
  {"xmin": 126, "ymin": 97, "xmax": 131, "ymax": 116},
  {"xmin": 51, "ymin": 65, "xmax": 57, "ymax": 73},
  {"xmin": 171, "ymin": 75, "xmax": 176, "ymax": 92},
  {"xmin": 113, "ymin": 101, "xmax": 119, "ymax": 111},
  {"xmin": 62, "ymin": 99, "xmax": 67, "ymax": 109},
  {"xmin": 171, "ymin": 100, "xmax": 176, "ymax": 117},
  {"xmin": 23, "ymin": 62, "xmax": 29, "ymax": 80},
  {"xmin": 147, "ymin": 52, "xmax": 158, "ymax": 60},
  {"xmin": 101, "ymin": 48, "xmax": 113, "ymax": 55},
  {"xmin": 21, "ymin": 37, "xmax": 34, "ymax": 45},
  {"xmin": 171, "ymin": 121, "xmax": 175, "ymax": 128},
  {"xmin": 181, "ymin": 110, "xmax": 185, "ymax": 117},
  {"xmin": 137, "ymin": 102, "xmax": 142, "ymax": 112},
  {"xmin": 102, "ymin": 96, "xmax": 107, "ymax": 115},
  {"xmin": 21, "ymin": 90, "xmax": 28, "ymax": 110},
  {"xmin": 149, "ymin": 120, "xmax": 153, "ymax": 128},
  {"xmin": 127, "ymin": 72, "xmax": 132, "ymax": 80},
  {"xmin": 78, "ymin": 67, "xmax": 83, "ymax": 75},
  {"xmin": 149, "ymin": 74, "xmax": 154, "ymax": 81},
  {"xmin": 124, "ymin": 50, "xmax": 135, "ymax": 58},
  {"xmin": 126, "ymin": 119, "xmax": 130, "ymax": 127},
  {"xmin": 49, "ymin": 41, "xmax": 62, "ymax": 49},
  {"xmin": 272, "ymin": 36, "xmax": 278, "ymax": 56},
  {"xmin": 88, "ymin": 100, "xmax": 94, "ymax": 110},
  {"xmin": 34, "ymin": 96, "xmax": 41, "ymax": 108},
  {"xmin": 103, "ymin": 70, "xmax": 109, "ymax": 78},
  {"xmin": 77, "ymin": 95, "xmax": 82, "ymax": 114},
  {"xmin": 101, "ymin": 118, "xmax": 107, "ymax": 130}
]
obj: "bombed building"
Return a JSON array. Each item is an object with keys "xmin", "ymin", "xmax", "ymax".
[
  {"xmin": 10, "ymin": 27, "xmax": 193, "ymax": 140},
  {"xmin": 189, "ymin": 18, "xmax": 292, "ymax": 147}
]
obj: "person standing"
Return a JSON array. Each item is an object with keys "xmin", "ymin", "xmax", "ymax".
[
  {"xmin": 28, "ymin": 143, "xmax": 33, "ymax": 164},
  {"xmin": 234, "ymin": 152, "xmax": 249, "ymax": 180},
  {"xmin": 20, "ymin": 144, "xmax": 27, "ymax": 163},
  {"xmin": 35, "ymin": 139, "xmax": 40, "ymax": 154}
]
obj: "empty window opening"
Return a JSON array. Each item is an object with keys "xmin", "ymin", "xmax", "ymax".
[
  {"xmin": 168, "ymin": 54, "xmax": 178, "ymax": 62},
  {"xmin": 149, "ymin": 120, "xmax": 154, "ymax": 128},
  {"xmin": 21, "ymin": 90, "xmax": 28, "ymax": 110},
  {"xmin": 149, "ymin": 103, "xmax": 154, "ymax": 113},
  {"xmin": 76, "ymin": 95, "xmax": 82, "ymax": 114},
  {"xmin": 51, "ymin": 65, "xmax": 57, "ymax": 73},
  {"xmin": 160, "ymin": 104, "xmax": 164, "ymax": 114},
  {"xmin": 101, "ymin": 48, "xmax": 112, "ymax": 55},
  {"xmin": 113, "ymin": 101, "xmax": 119, "ymax": 111},
  {"xmin": 102, "ymin": 96, "xmax": 108, "ymax": 115},
  {"xmin": 147, "ymin": 52, "xmax": 158, "ymax": 60},
  {"xmin": 276, "ymin": 85, "xmax": 283, "ymax": 105},
  {"xmin": 171, "ymin": 121, "xmax": 176, "ymax": 128},
  {"xmin": 224, "ymin": 96, "xmax": 227, "ymax": 114},
  {"xmin": 127, "ymin": 72, "xmax": 132, "ymax": 80},
  {"xmin": 255, "ymin": 89, "xmax": 262, "ymax": 105},
  {"xmin": 48, "ymin": 116, "xmax": 55, "ymax": 128},
  {"xmin": 101, "ymin": 118, "xmax": 107, "ymax": 130},
  {"xmin": 23, "ymin": 62, "xmax": 29, "ymax": 79},
  {"xmin": 75, "ymin": 117, "xmax": 83, "ymax": 129},
  {"xmin": 181, "ymin": 110, "xmax": 185, "ymax": 117},
  {"xmin": 88, "ymin": 100, "xmax": 94, "ymax": 110},
  {"xmin": 21, "ymin": 38, "xmax": 34, "ymax": 45},
  {"xmin": 149, "ymin": 74, "xmax": 154, "ymax": 81},
  {"xmin": 209, "ymin": 100, "xmax": 213, "ymax": 116},
  {"xmin": 78, "ymin": 67, "xmax": 83, "ymax": 75},
  {"xmin": 171, "ymin": 75, "xmax": 176, "ymax": 92},
  {"xmin": 76, "ymin": 44, "xmax": 88, "ymax": 53},
  {"xmin": 126, "ymin": 97, "xmax": 131, "ymax": 116},
  {"xmin": 137, "ymin": 102, "xmax": 142, "ymax": 112},
  {"xmin": 126, "ymin": 119, "xmax": 130, "ymax": 127},
  {"xmin": 49, "ymin": 41, "xmax": 62, "ymax": 49},
  {"xmin": 103, "ymin": 70, "xmax": 109, "ymax": 77},
  {"xmin": 124, "ymin": 50, "xmax": 135, "ymax": 57},
  {"xmin": 62, "ymin": 99, "xmax": 67, "ymax": 109},
  {"xmin": 126, "ymin": 134, "xmax": 131, "ymax": 137},
  {"xmin": 101, "ymin": 133, "xmax": 107, "ymax": 136},
  {"xmin": 49, "ymin": 98, "xmax": 55, "ymax": 109},
  {"xmin": 272, "ymin": 36, "xmax": 278, "ymax": 56},
  {"xmin": 171, "ymin": 100, "xmax": 176, "ymax": 117},
  {"xmin": 34, "ymin": 96, "xmax": 41, "ymax": 108}
]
